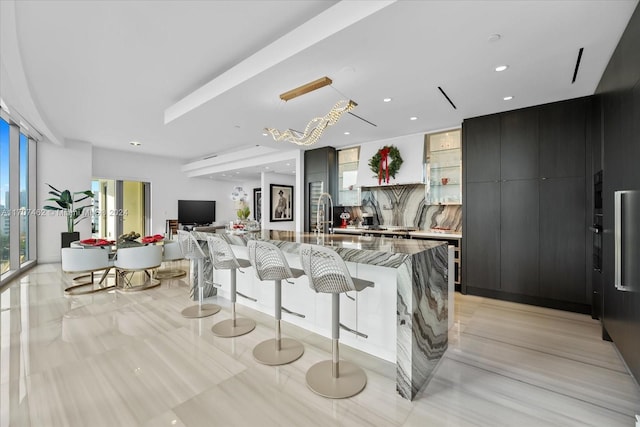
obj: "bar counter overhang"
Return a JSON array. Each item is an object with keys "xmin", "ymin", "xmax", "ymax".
[{"xmin": 190, "ymin": 230, "xmax": 448, "ymax": 400}]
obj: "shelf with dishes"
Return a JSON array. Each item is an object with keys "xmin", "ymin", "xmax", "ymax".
[{"xmin": 426, "ymin": 129, "xmax": 462, "ymax": 205}]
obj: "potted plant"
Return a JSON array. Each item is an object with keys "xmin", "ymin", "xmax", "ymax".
[
  {"xmin": 43, "ymin": 183, "xmax": 94, "ymax": 247},
  {"xmin": 237, "ymin": 202, "xmax": 250, "ymax": 221}
]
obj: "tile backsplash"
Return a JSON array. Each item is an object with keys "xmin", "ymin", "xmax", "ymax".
[{"xmin": 338, "ymin": 184, "xmax": 462, "ymax": 231}]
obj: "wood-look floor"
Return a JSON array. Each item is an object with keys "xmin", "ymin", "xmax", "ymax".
[{"xmin": 1, "ymin": 262, "xmax": 639, "ymax": 426}]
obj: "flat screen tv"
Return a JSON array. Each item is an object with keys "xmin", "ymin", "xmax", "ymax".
[{"xmin": 178, "ymin": 200, "xmax": 216, "ymax": 225}]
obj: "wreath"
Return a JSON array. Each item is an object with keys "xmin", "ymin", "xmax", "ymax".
[{"xmin": 368, "ymin": 145, "xmax": 403, "ymax": 184}]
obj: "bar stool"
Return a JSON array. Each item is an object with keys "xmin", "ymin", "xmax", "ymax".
[
  {"xmin": 206, "ymin": 235, "xmax": 256, "ymax": 337},
  {"xmin": 300, "ymin": 243, "xmax": 374, "ymax": 399},
  {"xmin": 177, "ymin": 230, "xmax": 221, "ymax": 318},
  {"xmin": 248, "ymin": 240, "xmax": 305, "ymax": 365}
]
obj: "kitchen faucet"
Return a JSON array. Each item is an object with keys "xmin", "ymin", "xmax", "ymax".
[{"xmin": 316, "ymin": 192, "xmax": 334, "ymax": 236}]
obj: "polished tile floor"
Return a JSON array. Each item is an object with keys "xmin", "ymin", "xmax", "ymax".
[{"xmin": 1, "ymin": 262, "xmax": 639, "ymax": 426}]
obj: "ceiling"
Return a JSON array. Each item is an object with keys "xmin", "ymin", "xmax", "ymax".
[{"xmin": 4, "ymin": 0, "xmax": 638, "ymax": 180}]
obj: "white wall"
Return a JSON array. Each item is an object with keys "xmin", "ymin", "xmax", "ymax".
[
  {"xmin": 262, "ymin": 172, "xmax": 296, "ymax": 231},
  {"xmin": 92, "ymin": 147, "xmax": 237, "ymax": 234},
  {"xmin": 37, "ymin": 140, "xmax": 93, "ymax": 263},
  {"xmin": 37, "ymin": 143, "xmax": 238, "ymax": 262}
]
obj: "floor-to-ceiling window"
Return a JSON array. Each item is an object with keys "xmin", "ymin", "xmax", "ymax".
[
  {"xmin": 0, "ymin": 111, "xmax": 37, "ymax": 285},
  {"xmin": 0, "ymin": 118, "xmax": 9, "ymax": 274},
  {"xmin": 19, "ymin": 133, "xmax": 28, "ymax": 265}
]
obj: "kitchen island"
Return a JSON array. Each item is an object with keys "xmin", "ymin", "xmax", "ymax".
[{"xmin": 191, "ymin": 230, "xmax": 448, "ymax": 400}]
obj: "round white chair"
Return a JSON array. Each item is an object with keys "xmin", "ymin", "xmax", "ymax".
[
  {"xmin": 207, "ymin": 235, "xmax": 256, "ymax": 337},
  {"xmin": 61, "ymin": 247, "xmax": 115, "ymax": 295},
  {"xmin": 248, "ymin": 240, "xmax": 305, "ymax": 365},
  {"xmin": 300, "ymin": 243, "xmax": 374, "ymax": 399},
  {"xmin": 155, "ymin": 240, "xmax": 187, "ymax": 279},
  {"xmin": 114, "ymin": 244, "xmax": 163, "ymax": 291},
  {"xmin": 177, "ymin": 230, "xmax": 221, "ymax": 318}
]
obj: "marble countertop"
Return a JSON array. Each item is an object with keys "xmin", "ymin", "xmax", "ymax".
[
  {"xmin": 238, "ymin": 230, "xmax": 445, "ymax": 255},
  {"xmin": 333, "ymin": 227, "xmax": 462, "ymax": 240}
]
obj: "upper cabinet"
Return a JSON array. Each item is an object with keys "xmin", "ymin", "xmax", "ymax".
[
  {"xmin": 337, "ymin": 147, "xmax": 361, "ymax": 206},
  {"xmin": 500, "ymin": 108, "xmax": 539, "ymax": 180},
  {"xmin": 355, "ymin": 133, "xmax": 426, "ymax": 187},
  {"xmin": 426, "ymin": 129, "xmax": 462, "ymax": 205}
]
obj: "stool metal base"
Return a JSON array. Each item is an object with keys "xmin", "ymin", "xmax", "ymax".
[
  {"xmin": 253, "ymin": 338, "xmax": 304, "ymax": 366},
  {"xmin": 211, "ymin": 317, "xmax": 256, "ymax": 338},
  {"xmin": 306, "ymin": 360, "xmax": 367, "ymax": 399},
  {"xmin": 181, "ymin": 304, "xmax": 221, "ymax": 318}
]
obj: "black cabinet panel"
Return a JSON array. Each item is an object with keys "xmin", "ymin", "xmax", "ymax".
[
  {"xmin": 463, "ymin": 115, "xmax": 500, "ymax": 183},
  {"xmin": 304, "ymin": 147, "xmax": 337, "ymax": 232},
  {"xmin": 500, "ymin": 180, "xmax": 539, "ymax": 296},
  {"xmin": 539, "ymin": 177, "xmax": 587, "ymax": 303},
  {"xmin": 501, "ymin": 109, "xmax": 539, "ymax": 180},
  {"xmin": 539, "ymin": 99, "xmax": 587, "ymax": 178},
  {"xmin": 464, "ymin": 182, "xmax": 501, "ymax": 290}
]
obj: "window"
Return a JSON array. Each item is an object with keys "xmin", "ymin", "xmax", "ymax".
[
  {"xmin": 337, "ymin": 147, "xmax": 360, "ymax": 206},
  {"xmin": 0, "ymin": 112, "xmax": 37, "ymax": 283},
  {"xmin": 0, "ymin": 118, "xmax": 9, "ymax": 274},
  {"xmin": 19, "ymin": 133, "xmax": 28, "ymax": 264}
]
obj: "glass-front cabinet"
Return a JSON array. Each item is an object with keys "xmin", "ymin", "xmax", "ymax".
[
  {"xmin": 425, "ymin": 129, "xmax": 461, "ymax": 204},
  {"xmin": 337, "ymin": 147, "xmax": 361, "ymax": 206}
]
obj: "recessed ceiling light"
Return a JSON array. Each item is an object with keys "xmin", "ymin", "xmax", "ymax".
[
  {"xmin": 383, "ymin": 98, "xmax": 392, "ymax": 103},
  {"xmin": 286, "ymin": 163, "xmax": 291, "ymax": 166},
  {"xmin": 503, "ymin": 96, "xmax": 514, "ymax": 101},
  {"xmin": 265, "ymin": 166, "xmax": 270, "ymax": 169},
  {"xmin": 488, "ymin": 34, "xmax": 501, "ymax": 42},
  {"xmin": 409, "ymin": 116, "xmax": 418, "ymax": 121},
  {"xmin": 291, "ymin": 171, "xmax": 296, "ymax": 174},
  {"xmin": 129, "ymin": 141, "xmax": 141, "ymax": 146},
  {"xmin": 495, "ymin": 65, "xmax": 509, "ymax": 72},
  {"xmin": 344, "ymin": 131, "xmax": 350, "ymax": 135},
  {"xmin": 262, "ymin": 133, "xmax": 268, "ymax": 136}
]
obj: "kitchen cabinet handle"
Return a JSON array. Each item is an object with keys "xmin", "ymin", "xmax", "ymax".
[
  {"xmin": 589, "ymin": 226, "xmax": 601, "ymax": 234},
  {"xmin": 614, "ymin": 190, "xmax": 635, "ymax": 292},
  {"xmin": 541, "ymin": 177, "xmax": 547, "ymax": 180}
]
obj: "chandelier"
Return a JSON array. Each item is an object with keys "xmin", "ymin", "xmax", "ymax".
[{"xmin": 264, "ymin": 99, "xmax": 357, "ymax": 146}]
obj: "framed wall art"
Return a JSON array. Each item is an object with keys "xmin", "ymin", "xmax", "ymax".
[{"xmin": 270, "ymin": 184, "xmax": 293, "ymax": 222}]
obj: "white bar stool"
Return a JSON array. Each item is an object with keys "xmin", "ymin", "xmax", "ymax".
[
  {"xmin": 248, "ymin": 240, "xmax": 305, "ymax": 365},
  {"xmin": 177, "ymin": 230, "xmax": 221, "ymax": 318},
  {"xmin": 206, "ymin": 235, "xmax": 256, "ymax": 337},
  {"xmin": 300, "ymin": 243, "xmax": 374, "ymax": 399}
]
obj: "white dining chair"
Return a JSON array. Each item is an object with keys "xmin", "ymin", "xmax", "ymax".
[
  {"xmin": 61, "ymin": 247, "xmax": 115, "ymax": 295},
  {"xmin": 114, "ymin": 244, "xmax": 163, "ymax": 291}
]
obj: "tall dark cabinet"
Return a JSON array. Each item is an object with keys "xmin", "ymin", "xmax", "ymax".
[
  {"xmin": 595, "ymin": 1, "xmax": 640, "ymax": 384},
  {"xmin": 304, "ymin": 147, "xmax": 337, "ymax": 232},
  {"xmin": 462, "ymin": 97, "xmax": 591, "ymax": 313}
]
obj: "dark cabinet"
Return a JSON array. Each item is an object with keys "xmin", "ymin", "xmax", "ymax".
[
  {"xmin": 539, "ymin": 98, "xmax": 587, "ymax": 178},
  {"xmin": 464, "ymin": 181, "xmax": 501, "ymax": 290},
  {"xmin": 463, "ymin": 97, "xmax": 590, "ymax": 312},
  {"xmin": 539, "ymin": 177, "xmax": 587, "ymax": 303},
  {"xmin": 304, "ymin": 147, "xmax": 337, "ymax": 232},
  {"xmin": 500, "ymin": 109, "xmax": 538, "ymax": 180},
  {"xmin": 463, "ymin": 115, "xmax": 500, "ymax": 183},
  {"xmin": 500, "ymin": 180, "xmax": 539, "ymax": 296}
]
